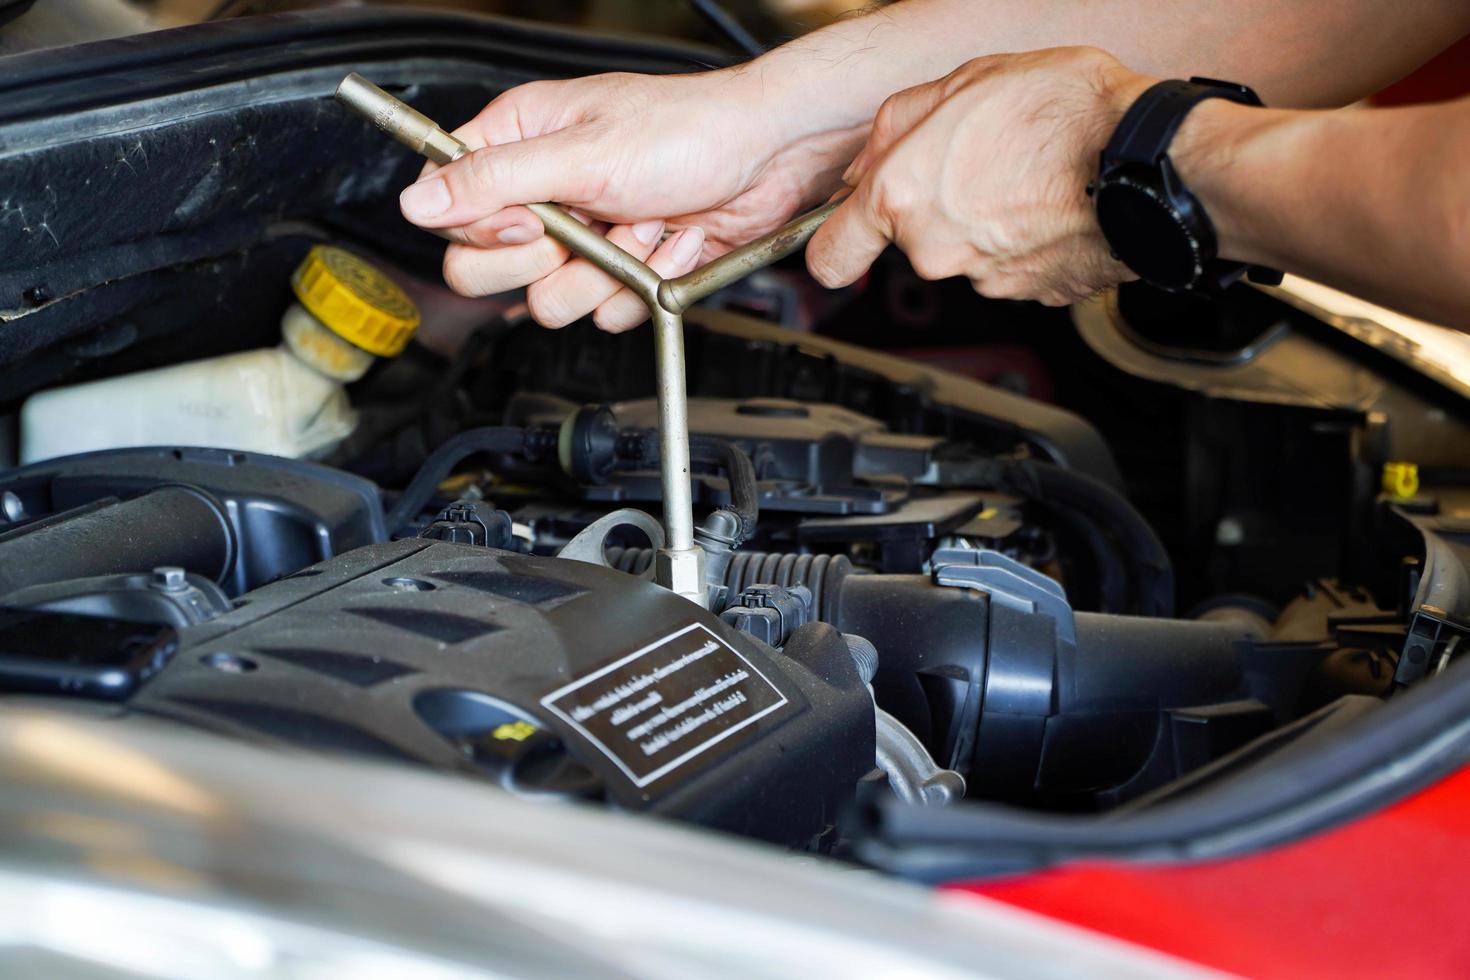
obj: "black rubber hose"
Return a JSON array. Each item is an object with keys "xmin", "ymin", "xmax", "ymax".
[
  {"xmin": 997, "ymin": 459, "xmax": 1175, "ymax": 617},
  {"xmin": 1051, "ymin": 506, "xmax": 1129, "ymax": 614},
  {"xmin": 621, "ymin": 430, "xmax": 760, "ymax": 545},
  {"xmin": 384, "ymin": 426, "xmax": 526, "ymax": 534},
  {"xmin": 688, "ymin": 435, "xmax": 760, "ymax": 544}
]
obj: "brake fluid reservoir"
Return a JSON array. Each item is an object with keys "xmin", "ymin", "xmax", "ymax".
[{"xmin": 20, "ymin": 246, "xmax": 419, "ymax": 464}]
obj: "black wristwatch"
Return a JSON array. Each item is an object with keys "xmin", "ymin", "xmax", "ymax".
[{"xmin": 1089, "ymin": 77, "xmax": 1281, "ymax": 293}]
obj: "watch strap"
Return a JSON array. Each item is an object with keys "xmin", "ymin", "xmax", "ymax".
[
  {"xmin": 1104, "ymin": 77, "xmax": 1263, "ymax": 168},
  {"xmin": 1098, "ymin": 76, "xmax": 1280, "ymax": 291}
]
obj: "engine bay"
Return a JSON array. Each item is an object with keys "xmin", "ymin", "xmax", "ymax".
[
  {"xmin": 5, "ymin": 284, "xmax": 1469, "ymax": 863},
  {"xmin": 4, "ymin": 15, "xmax": 1470, "ymax": 876}
]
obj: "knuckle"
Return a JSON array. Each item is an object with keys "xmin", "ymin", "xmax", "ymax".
[
  {"xmin": 967, "ymin": 267, "xmax": 1009, "ymax": 298},
  {"xmin": 593, "ymin": 299, "xmax": 645, "ymax": 333},
  {"xmin": 951, "ymin": 54, "xmax": 1000, "ymax": 88},
  {"xmin": 907, "ymin": 253, "xmax": 941, "ymax": 281},
  {"xmin": 984, "ymin": 270, "xmax": 1045, "ymax": 303},
  {"xmin": 465, "ymin": 146, "xmax": 504, "ymax": 196},
  {"xmin": 513, "ymin": 79, "xmax": 554, "ymax": 104},
  {"xmin": 907, "ymin": 248, "xmax": 958, "ymax": 282},
  {"xmin": 871, "ymin": 173, "xmax": 915, "ymax": 226},
  {"xmin": 805, "ymin": 247, "xmax": 844, "ymax": 289},
  {"xmin": 525, "ymin": 281, "xmax": 576, "ymax": 328},
  {"xmin": 441, "ymin": 248, "xmax": 484, "ymax": 298},
  {"xmin": 985, "ymin": 274, "xmax": 1022, "ymax": 300},
  {"xmin": 807, "ymin": 262, "xmax": 841, "ymax": 290},
  {"xmin": 1068, "ymin": 45, "xmax": 1111, "ymax": 66},
  {"xmin": 472, "ymin": 224, "xmax": 516, "ymax": 249},
  {"xmin": 944, "ymin": 64, "xmax": 978, "ymax": 93},
  {"xmin": 872, "ymin": 96, "xmax": 901, "ymax": 139}
]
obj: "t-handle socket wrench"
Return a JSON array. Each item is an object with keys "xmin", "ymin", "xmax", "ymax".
[{"xmin": 336, "ymin": 73, "xmax": 840, "ymax": 606}]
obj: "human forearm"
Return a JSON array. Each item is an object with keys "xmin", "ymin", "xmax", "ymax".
[
  {"xmin": 1173, "ymin": 96, "xmax": 1470, "ymax": 328},
  {"xmin": 402, "ymin": 0, "xmax": 1470, "ymax": 330},
  {"xmin": 737, "ymin": 0, "xmax": 1470, "ymax": 145}
]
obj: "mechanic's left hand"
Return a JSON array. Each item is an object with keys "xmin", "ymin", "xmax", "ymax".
[{"xmin": 806, "ymin": 47, "xmax": 1156, "ymax": 306}]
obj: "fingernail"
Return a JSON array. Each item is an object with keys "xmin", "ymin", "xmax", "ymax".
[
  {"xmin": 632, "ymin": 219, "xmax": 664, "ymax": 246},
  {"xmin": 671, "ymin": 227, "xmax": 704, "ymax": 266},
  {"xmin": 400, "ymin": 178, "xmax": 450, "ymax": 220},
  {"xmin": 497, "ymin": 224, "xmax": 538, "ymax": 245}
]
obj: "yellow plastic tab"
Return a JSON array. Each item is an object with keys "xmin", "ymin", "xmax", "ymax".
[
  {"xmin": 1382, "ymin": 461, "xmax": 1420, "ymax": 499},
  {"xmin": 492, "ymin": 720, "xmax": 538, "ymax": 742},
  {"xmin": 291, "ymin": 245, "xmax": 420, "ymax": 357}
]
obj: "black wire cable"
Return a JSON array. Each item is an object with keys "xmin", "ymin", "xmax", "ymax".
[{"xmin": 383, "ymin": 426, "xmax": 527, "ymax": 535}]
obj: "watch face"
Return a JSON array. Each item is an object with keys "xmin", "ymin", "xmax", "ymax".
[{"xmin": 1095, "ymin": 173, "xmax": 1202, "ymax": 290}]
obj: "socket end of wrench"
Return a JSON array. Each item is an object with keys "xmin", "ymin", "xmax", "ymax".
[
  {"xmin": 655, "ymin": 547, "xmax": 708, "ymax": 607},
  {"xmin": 335, "ymin": 73, "xmax": 466, "ymax": 166}
]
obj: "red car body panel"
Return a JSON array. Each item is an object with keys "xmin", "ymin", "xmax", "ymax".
[
  {"xmin": 1374, "ymin": 34, "xmax": 1470, "ymax": 106},
  {"xmin": 952, "ymin": 765, "xmax": 1470, "ymax": 978}
]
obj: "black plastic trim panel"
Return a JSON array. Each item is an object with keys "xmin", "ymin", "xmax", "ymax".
[{"xmin": 0, "ymin": 8, "xmax": 721, "ymax": 125}]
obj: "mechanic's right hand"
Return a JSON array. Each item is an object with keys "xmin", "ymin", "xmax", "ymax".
[{"xmin": 398, "ymin": 70, "xmax": 859, "ymax": 332}]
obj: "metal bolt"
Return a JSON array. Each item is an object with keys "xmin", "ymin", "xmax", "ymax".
[
  {"xmin": 202, "ymin": 652, "xmax": 257, "ymax": 674},
  {"xmin": 383, "ymin": 576, "xmax": 436, "ymax": 592},
  {"xmin": 0, "ymin": 491, "xmax": 23, "ymax": 524},
  {"xmin": 150, "ymin": 566, "xmax": 189, "ymax": 592}
]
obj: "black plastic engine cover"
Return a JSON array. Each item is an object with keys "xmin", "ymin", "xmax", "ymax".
[
  {"xmin": 130, "ymin": 539, "xmax": 875, "ymax": 846},
  {"xmin": 0, "ymin": 446, "xmax": 386, "ymax": 595}
]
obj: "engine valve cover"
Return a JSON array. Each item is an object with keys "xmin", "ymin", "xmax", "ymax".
[{"xmin": 131, "ymin": 540, "xmax": 875, "ymax": 845}]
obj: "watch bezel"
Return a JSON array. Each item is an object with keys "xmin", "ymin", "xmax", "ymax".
[
  {"xmin": 1090, "ymin": 77, "xmax": 1266, "ymax": 294},
  {"xmin": 1093, "ymin": 159, "xmax": 1217, "ymax": 292}
]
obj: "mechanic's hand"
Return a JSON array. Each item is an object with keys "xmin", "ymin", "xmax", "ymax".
[
  {"xmin": 399, "ymin": 70, "xmax": 860, "ymax": 331},
  {"xmin": 806, "ymin": 48, "xmax": 1156, "ymax": 306}
]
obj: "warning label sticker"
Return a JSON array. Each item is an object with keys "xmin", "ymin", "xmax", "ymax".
[{"xmin": 540, "ymin": 623, "xmax": 789, "ymax": 789}]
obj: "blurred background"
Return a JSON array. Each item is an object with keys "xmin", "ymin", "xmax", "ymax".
[
  {"xmin": 147, "ymin": 0, "xmax": 879, "ymax": 43},
  {"xmin": 0, "ymin": 0, "xmax": 889, "ymax": 58}
]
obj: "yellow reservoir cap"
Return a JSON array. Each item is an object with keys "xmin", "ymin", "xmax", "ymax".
[
  {"xmin": 1382, "ymin": 461, "xmax": 1420, "ymax": 499},
  {"xmin": 290, "ymin": 245, "xmax": 420, "ymax": 357}
]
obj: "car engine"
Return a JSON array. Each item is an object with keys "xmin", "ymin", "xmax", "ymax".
[
  {"xmin": 5, "ymin": 282, "xmax": 1457, "ymax": 856},
  {"xmin": 3, "ymin": 23, "xmax": 1469, "ymax": 870}
]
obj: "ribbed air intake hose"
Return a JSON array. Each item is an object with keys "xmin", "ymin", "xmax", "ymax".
[{"xmin": 605, "ymin": 547, "xmax": 853, "ymax": 619}]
